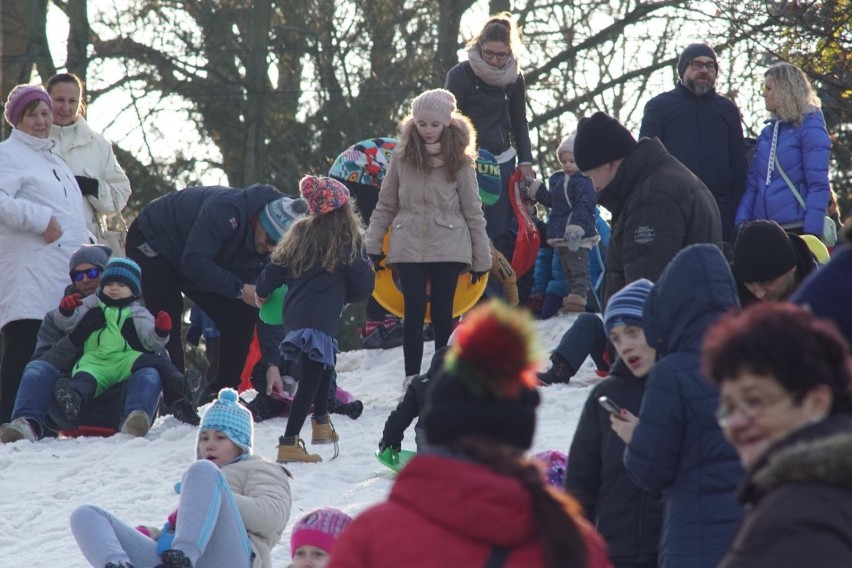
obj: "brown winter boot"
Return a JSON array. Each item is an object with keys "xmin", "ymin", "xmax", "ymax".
[
  {"xmin": 276, "ymin": 436, "xmax": 322, "ymax": 463},
  {"xmin": 559, "ymin": 294, "xmax": 587, "ymax": 313},
  {"xmin": 311, "ymin": 415, "xmax": 339, "ymax": 444}
]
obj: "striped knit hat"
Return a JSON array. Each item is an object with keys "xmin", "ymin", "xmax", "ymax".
[
  {"xmin": 291, "ymin": 508, "xmax": 353, "ymax": 556},
  {"xmin": 198, "ymin": 388, "xmax": 253, "ymax": 455},
  {"xmin": 604, "ymin": 278, "xmax": 654, "ymax": 333},
  {"xmin": 99, "ymin": 257, "xmax": 142, "ymax": 298},
  {"xmin": 259, "ymin": 196, "xmax": 309, "ymax": 244}
]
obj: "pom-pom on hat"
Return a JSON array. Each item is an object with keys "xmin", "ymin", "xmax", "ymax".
[
  {"xmin": 574, "ymin": 112, "xmax": 637, "ymax": 173},
  {"xmin": 604, "ymin": 278, "xmax": 655, "ymax": 333},
  {"xmin": 259, "ymin": 196, "xmax": 309, "ymax": 244},
  {"xmin": 290, "ymin": 508, "xmax": 353, "ymax": 556},
  {"xmin": 733, "ymin": 220, "xmax": 797, "ymax": 284},
  {"xmin": 678, "ymin": 43, "xmax": 718, "ymax": 78},
  {"xmin": 99, "ymin": 257, "xmax": 142, "ymax": 298},
  {"xmin": 423, "ymin": 300, "xmax": 543, "ymax": 450},
  {"xmin": 556, "ymin": 132, "xmax": 576, "ymax": 159},
  {"xmin": 4, "ymin": 84, "xmax": 53, "ymax": 127},
  {"xmin": 299, "ymin": 175, "xmax": 350, "ymax": 216},
  {"xmin": 198, "ymin": 388, "xmax": 254, "ymax": 456},
  {"xmin": 69, "ymin": 244, "xmax": 112, "ymax": 273},
  {"xmin": 411, "ymin": 88, "xmax": 456, "ymax": 127}
]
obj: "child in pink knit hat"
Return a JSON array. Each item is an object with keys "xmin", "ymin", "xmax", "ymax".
[{"xmin": 290, "ymin": 508, "xmax": 353, "ymax": 568}]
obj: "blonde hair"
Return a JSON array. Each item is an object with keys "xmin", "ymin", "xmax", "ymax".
[
  {"xmin": 270, "ymin": 202, "xmax": 365, "ymax": 277},
  {"xmin": 395, "ymin": 114, "xmax": 477, "ymax": 182},
  {"xmin": 765, "ymin": 63, "xmax": 821, "ymax": 125},
  {"xmin": 466, "ymin": 12, "xmax": 525, "ymax": 55}
]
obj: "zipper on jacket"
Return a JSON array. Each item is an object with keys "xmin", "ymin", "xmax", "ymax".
[{"xmin": 53, "ymin": 169, "xmax": 67, "ymax": 197}]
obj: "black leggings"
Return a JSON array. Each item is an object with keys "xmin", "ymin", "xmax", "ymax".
[
  {"xmin": 396, "ymin": 262, "xmax": 464, "ymax": 376},
  {"xmin": 0, "ymin": 319, "xmax": 42, "ymax": 423},
  {"xmin": 283, "ymin": 353, "xmax": 333, "ymax": 438}
]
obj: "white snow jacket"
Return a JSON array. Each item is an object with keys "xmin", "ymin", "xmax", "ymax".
[
  {"xmin": 0, "ymin": 129, "xmax": 88, "ymax": 329},
  {"xmin": 50, "ymin": 117, "xmax": 131, "ymax": 237}
]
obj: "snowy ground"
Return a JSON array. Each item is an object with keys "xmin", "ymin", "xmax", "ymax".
[{"xmin": 0, "ymin": 313, "xmax": 600, "ymax": 567}]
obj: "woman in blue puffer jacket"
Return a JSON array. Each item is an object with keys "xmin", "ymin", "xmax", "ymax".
[{"xmin": 736, "ymin": 62, "xmax": 831, "ymax": 239}]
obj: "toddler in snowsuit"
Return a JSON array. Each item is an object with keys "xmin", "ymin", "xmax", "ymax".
[
  {"xmin": 52, "ymin": 257, "xmax": 199, "ymax": 425},
  {"xmin": 527, "ymin": 132, "xmax": 599, "ymax": 312}
]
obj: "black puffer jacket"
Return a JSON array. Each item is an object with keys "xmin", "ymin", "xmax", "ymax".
[
  {"xmin": 565, "ymin": 358, "xmax": 662, "ymax": 565},
  {"xmin": 445, "ymin": 61, "xmax": 533, "ymax": 163},
  {"xmin": 719, "ymin": 414, "xmax": 852, "ymax": 568}
]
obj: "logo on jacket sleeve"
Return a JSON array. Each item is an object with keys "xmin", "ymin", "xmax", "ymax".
[{"xmin": 634, "ymin": 225, "xmax": 656, "ymax": 245}]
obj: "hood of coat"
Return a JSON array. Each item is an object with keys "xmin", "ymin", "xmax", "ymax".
[
  {"xmin": 596, "ymin": 138, "xmax": 668, "ymax": 219},
  {"xmin": 743, "ymin": 414, "xmax": 852, "ymax": 503},
  {"xmin": 644, "ymin": 244, "xmax": 739, "ymax": 357}
]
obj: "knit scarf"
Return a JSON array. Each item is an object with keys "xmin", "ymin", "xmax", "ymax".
[
  {"xmin": 467, "ymin": 47, "xmax": 519, "ymax": 88},
  {"xmin": 425, "ymin": 142, "xmax": 445, "ymax": 168}
]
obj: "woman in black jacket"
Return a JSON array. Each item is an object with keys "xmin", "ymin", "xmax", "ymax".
[{"xmin": 445, "ymin": 13, "xmax": 534, "ymax": 258}]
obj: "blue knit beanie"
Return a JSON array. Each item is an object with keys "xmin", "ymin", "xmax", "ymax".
[
  {"xmin": 198, "ymin": 388, "xmax": 254, "ymax": 455},
  {"xmin": 259, "ymin": 196, "xmax": 309, "ymax": 244},
  {"xmin": 604, "ymin": 278, "xmax": 654, "ymax": 333},
  {"xmin": 99, "ymin": 257, "xmax": 142, "ymax": 298}
]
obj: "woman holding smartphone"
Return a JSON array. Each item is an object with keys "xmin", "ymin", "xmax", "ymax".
[{"xmin": 565, "ymin": 279, "xmax": 662, "ymax": 568}]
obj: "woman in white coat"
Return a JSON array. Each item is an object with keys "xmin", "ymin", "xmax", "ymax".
[
  {"xmin": 47, "ymin": 73, "xmax": 132, "ymax": 242},
  {"xmin": 0, "ymin": 84, "xmax": 88, "ymax": 423}
]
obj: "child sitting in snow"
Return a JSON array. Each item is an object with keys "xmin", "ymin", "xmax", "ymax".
[
  {"xmin": 526, "ymin": 132, "xmax": 599, "ymax": 312},
  {"xmin": 52, "ymin": 257, "xmax": 200, "ymax": 426},
  {"xmin": 70, "ymin": 388, "xmax": 292, "ymax": 568},
  {"xmin": 289, "ymin": 508, "xmax": 353, "ymax": 568}
]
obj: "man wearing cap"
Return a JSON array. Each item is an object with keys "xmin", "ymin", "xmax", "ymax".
[
  {"xmin": 0, "ymin": 244, "xmax": 163, "ymax": 442},
  {"xmin": 574, "ymin": 111, "xmax": 722, "ymax": 309},
  {"xmin": 732, "ymin": 220, "xmax": 818, "ymax": 304},
  {"xmin": 125, "ymin": 185, "xmax": 308, "ymax": 397},
  {"xmin": 640, "ymin": 43, "xmax": 748, "ymax": 245}
]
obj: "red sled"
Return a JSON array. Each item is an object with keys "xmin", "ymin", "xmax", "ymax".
[{"xmin": 508, "ymin": 169, "xmax": 541, "ymax": 276}]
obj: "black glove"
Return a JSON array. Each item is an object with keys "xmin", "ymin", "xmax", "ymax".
[
  {"xmin": 74, "ymin": 176, "xmax": 99, "ymax": 197},
  {"xmin": 68, "ymin": 307, "xmax": 107, "ymax": 347},
  {"xmin": 470, "ymin": 271, "xmax": 487, "ymax": 284},
  {"xmin": 378, "ymin": 439, "xmax": 400, "ymax": 453},
  {"xmin": 369, "ymin": 253, "xmax": 386, "ymax": 272}
]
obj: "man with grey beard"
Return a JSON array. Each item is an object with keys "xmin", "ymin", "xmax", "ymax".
[{"xmin": 640, "ymin": 43, "xmax": 747, "ymax": 246}]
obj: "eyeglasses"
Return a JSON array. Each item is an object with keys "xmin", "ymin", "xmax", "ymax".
[
  {"xmin": 482, "ymin": 49, "xmax": 510, "ymax": 61},
  {"xmin": 715, "ymin": 390, "xmax": 792, "ymax": 428},
  {"xmin": 70, "ymin": 267, "xmax": 102, "ymax": 281},
  {"xmin": 688, "ymin": 60, "xmax": 718, "ymax": 72}
]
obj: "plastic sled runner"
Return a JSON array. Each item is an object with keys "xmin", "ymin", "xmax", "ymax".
[
  {"xmin": 375, "ymin": 448, "xmax": 417, "ymax": 472},
  {"xmin": 372, "ymin": 231, "xmax": 487, "ymax": 323}
]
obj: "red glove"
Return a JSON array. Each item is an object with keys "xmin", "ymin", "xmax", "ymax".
[
  {"xmin": 155, "ymin": 311, "xmax": 172, "ymax": 336},
  {"xmin": 59, "ymin": 293, "xmax": 83, "ymax": 316}
]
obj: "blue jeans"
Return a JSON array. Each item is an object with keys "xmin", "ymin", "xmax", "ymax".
[{"xmin": 12, "ymin": 360, "xmax": 161, "ymax": 437}]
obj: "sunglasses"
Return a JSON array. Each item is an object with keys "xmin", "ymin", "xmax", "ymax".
[{"xmin": 71, "ymin": 267, "xmax": 102, "ymax": 281}]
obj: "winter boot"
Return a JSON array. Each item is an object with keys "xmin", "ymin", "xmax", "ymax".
[
  {"xmin": 311, "ymin": 415, "xmax": 339, "ymax": 444},
  {"xmin": 244, "ymin": 393, "xmax": 284, "ymax": 423},
  {"xmin": 559, "ymin": 294, "xmax": 587, "ymax": 314},
  {"xmin": 537, "ymin": 354, "xmax": 574, "ymax": 385},
  {"xmin": 0, "ymin": 417, "xmax": 38, "ymax": 443},
  {"xmin": 276, "ymin": 435, "xmax": 322, "ymax": 463},
  {"xmin": 120, "ymin": 410, "xmax": 151, "ymax": 437},
  {"xmin": 329, "ymin": 399, "xmax": 364, "ymax": 420},
  {"xmin": 155, "ymin": 549, "xmax": 192, "ymax": 568},
  {"xmin": 54, "ymin": 378, "xmax": 82, "ymax": 420},
  {"xmin": 170, "ymin": 398, "xmax": 201, "ymax": 426}
]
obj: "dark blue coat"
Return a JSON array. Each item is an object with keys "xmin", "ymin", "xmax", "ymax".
[
  {"xmin": 532, "ymin": 171, "xmax": 597, "ymax": 242},
  {"xmin": 640, "ymin": 83, "xmax": 748, "ymax": 241},
  {"xmin": 735, "ymin": 111, "xmax": 831, "ymax": 237},
  {"xmin": 625, "ymin": 244, "xmax": 743, "ymax": 568},
  {"xmin": 134, "ymin": 184, "xmax": 283, "ymax": 298}
]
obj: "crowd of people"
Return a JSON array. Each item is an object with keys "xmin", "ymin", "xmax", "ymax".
[{"xmin": 1, "ymin": 10, "xmax": 850, "ymax": 568}]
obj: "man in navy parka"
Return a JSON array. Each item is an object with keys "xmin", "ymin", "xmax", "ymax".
[{"xmin": 624, "ymin": 244, "xmax": 744, "ymax": 568}]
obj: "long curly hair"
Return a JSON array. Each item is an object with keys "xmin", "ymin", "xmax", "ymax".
[
  {"xmin": 765, "ymin": 62, "xmax": 821, "ymax": 125},
  {"xmin": 395, "ymin": 113, "xmax": 477, "ymax": 182},
  {"xmin": 270, "ymin": 201, "xmax": 365, "ymax": 277}
]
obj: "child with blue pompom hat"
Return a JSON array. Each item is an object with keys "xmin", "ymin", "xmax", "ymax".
[{"xmin": 70, "ymin": 388, "xmax": 292, "ymax": 568}]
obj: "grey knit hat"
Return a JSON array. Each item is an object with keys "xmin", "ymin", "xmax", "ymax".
[
  {"xmin": 259, "ymin": 197, "xmax": 309, "ymax": 244},
  {"xmin": 411, "ymin": 89, "xmax": 456, "ymax": 127},
  {"xmin": 69, "ymin": 244, "xmax": 112, "ymax": 273}
]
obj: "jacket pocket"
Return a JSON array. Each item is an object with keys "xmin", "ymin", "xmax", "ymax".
[{"xmin": 431, "ymin": 215, "xmax": 471, "ymax": 262}]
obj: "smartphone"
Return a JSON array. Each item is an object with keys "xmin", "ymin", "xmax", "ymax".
[{"xmin": 598, "ymin": 396, "xmax": 626, "ymax": 420}]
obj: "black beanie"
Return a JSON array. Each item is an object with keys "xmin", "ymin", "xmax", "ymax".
[
  {"xmin": 678, "ymin": 43, "xmax": 718, "ymax": 78},
  {"xmin": 733, "ymin": 221, "xmax": 797, "ymax": 283},
  {"xmin": 423, "ymin": 301, "xmax": 541, "ymax": 450},
  {"xmin": 574, "ymin": 112, "xmax": 638, "ymax": 173}
]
